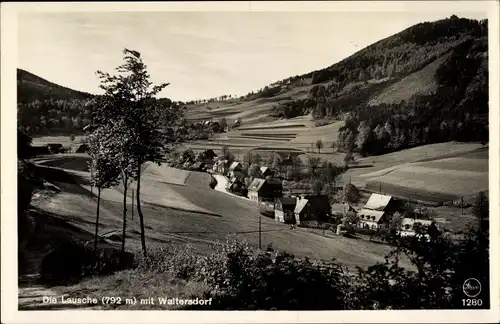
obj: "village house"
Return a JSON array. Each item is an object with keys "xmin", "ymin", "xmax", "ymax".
[
  {"xmin": 202, "ymin": 149, "xmax": 217, "ymax": 161},
  {"xmin": 293, "ymin": 195, "xmax": 331, "ymax": 226},
  {"xmin": 247, "ymin": 178, "xmax": 283, "ymax": 202},
  {"xmin": 358, "ymin": 193, "xmax": 401, "ymax": 229},
  {"xmin": 274, "ymin": 197, "xmax": 297, "ymax": 224},
  {"xmin": 75, "ymin": 143, "xmax": 89, "ymax": 153},
  {"xmin": 214, "ymin": 159, "xmax": 230, "ymax": 174},
  {"xmin": 400, "ymin": 218, "xmax": 435, "ymax": 237},
  {"xmin": 226, "ymin": 176, "xmax": 246, "ymax": 194},
  {"xmin": 47, "ymin": 143, "xmax": 64, "ymax": 154},
  {"xmin": 228, "ymin": 161, "xmax": 243, "ymax": 177}
]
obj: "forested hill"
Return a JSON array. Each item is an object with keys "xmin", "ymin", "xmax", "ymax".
[
  {"xmin": 17, "ymin": 69, "xmax": 96, "ymax": 135},
  {"xmin": 17, "ymin": 68, "xmax": 93, "ymax": 103},
  {"xmin": 268, "ymin": 16, "xmax": 489, "ymax": 155}
]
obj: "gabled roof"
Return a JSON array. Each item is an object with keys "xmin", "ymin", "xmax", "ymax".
[
  {"xmin": 228, "ymin": 161, "xmax": 242, "ymax": 171},
  {"xmin": 248, "ymin": 178, "xmax": 266, "ymax": 191},
  {"xmin": 276, "ymin": 197, "xmax": 297, "ymax": 207},
  {"xmin": 359, "ymin": 208, "xmax": 385, "ymax": 223},
  {"xmin": 294, "ymin": 198, "xmax": 309, "ymax": 215},
  {"xmin": 294, "ymin": 195, "xmax": 330, "ymax": 215},
  {"xmin": 364, "ymin": 193, "xmax": 393, "ymax": 211},
  {"xmin": 260, "ymin": 166, "xmax": 271, "ymax": 174}
]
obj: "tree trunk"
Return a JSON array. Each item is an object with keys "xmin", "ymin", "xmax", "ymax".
[
  {"xmin": 121, "ymin": 175, "xmax": 128, "ymax": 254},
  {"xmin": 137, "ymin": 162, "xmax": 147, "ymax": 257},
  {"xmin": 94, "ymin": 188, "xmax": 101, "ymax": 252}
]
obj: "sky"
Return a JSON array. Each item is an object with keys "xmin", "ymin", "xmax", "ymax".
[{"xmin": 17, "ymin": 9, "xmax": 488, "ymax": 102}]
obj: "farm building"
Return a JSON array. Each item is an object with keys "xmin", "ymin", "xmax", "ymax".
[
  {"xmin": 260, "ymin": 166, "xmax": 273, "ymax": 178},
  {"xmin": 274, "ymin": 197, "xmax": 297, "ymax": 224},
  {"xmin": 75, "ymin": 144, "xmax": 89, "ymax": 153},
  {"xmin": 228, "ymin": 161, "xmax": 243, "ymax": 177},
  {"xmin": 202, "ymin": 149, "xmax": 217, "ymax": 160},
  {"xmin": 331, "ymin": 203, "xmax": 356, "ymax": 216},
  {"xmin": 47, "ymin": 143, "xmax": 64, "ymax": 154},
  {"xmin": 226, "ymin": 176, "xmax": 245, "ymax": 192},
  {"xmin": 400, "ymin": 218, "xmax": 436, "ymax": 237},
  {"xmin": 358, "ymin": 193, "xmax": 401, "ymax": 229},
  {"xmin": 247, "ymin": 178, "xmax": 283, "ymax": 202},
  {"xmin": 294, "ymin": 195, "xmax": 331, "ymax": 226}
]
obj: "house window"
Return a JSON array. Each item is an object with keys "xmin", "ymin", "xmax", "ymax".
[{"xmin": 360, "ymin": 215, "xmax": 364, "ymax": 219}]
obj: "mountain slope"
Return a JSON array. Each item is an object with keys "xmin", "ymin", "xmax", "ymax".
[
  {"xmin": 17, "ymin": 69, "xmax": 93, "ymax": 103},
  {"xmin": 186, "ymin": 15, "xmax": 488, "ymax": 157}
]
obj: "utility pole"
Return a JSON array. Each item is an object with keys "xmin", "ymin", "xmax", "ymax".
[
  {"xmin": 259, "ymin": 212, "xmax": 262, "ymax": 250},
  {"xmin": 132, "ymin": 189, "xmax": 134, "ymax": 220}
]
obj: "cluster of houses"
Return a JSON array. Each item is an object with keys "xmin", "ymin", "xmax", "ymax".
[
  {"xmin": 181, "ymin": 148, "xmax": 436, "ymax": 237},
  {"xmin": 273, "ymin": 192, "xmax": 436, "ymax": 237}
]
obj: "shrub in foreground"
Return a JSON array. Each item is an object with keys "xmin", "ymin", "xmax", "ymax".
[{"xmin": 40, "ymin": 239, "xmax": 134, "ymax": 286}]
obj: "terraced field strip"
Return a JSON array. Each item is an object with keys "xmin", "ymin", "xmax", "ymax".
[
  {"xmin": 240, "ymin": 133, "xmax": 297, "ymax": 138},
  {"xmin": 238, "ymin": 124, "xmax": 308, "ymax": 131}
]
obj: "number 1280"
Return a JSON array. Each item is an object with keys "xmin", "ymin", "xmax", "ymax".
[{"xmin": 462, "ymin": 299, "xmax": 482, "ymax": 307}]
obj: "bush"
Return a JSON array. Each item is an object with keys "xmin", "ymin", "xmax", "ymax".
[
  {"xmin": 40, "ymin": 239, "xmax": 134, "ymax": 285},
  {"xmin": 192, "ymin": 247, "xmax": 352, "ymax": 310}
]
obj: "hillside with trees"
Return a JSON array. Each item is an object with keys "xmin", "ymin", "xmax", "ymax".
[
  {"xmin": 266, "ymin": 16, "xmax": 489, "ymax": 155},
  {"xmin": 17, "ymin": 69, "xmax": 185, "ymax": 136}
]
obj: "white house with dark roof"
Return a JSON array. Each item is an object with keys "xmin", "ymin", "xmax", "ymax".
[
  {"xmin": 228, "ymin": 161, "xmax": 243, "ymax": 177},
  {"xmin": 358, "ymin": 193, "xmax": 401, "ymax": 229},
  {"xmin": 247, "ymin": 178, "xmax": 283, "ymax": 202}
]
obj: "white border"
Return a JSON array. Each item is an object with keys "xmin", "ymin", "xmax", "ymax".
[{"xmin": 2, "ymin": 1, "xmax": 499, "ymax": 323}]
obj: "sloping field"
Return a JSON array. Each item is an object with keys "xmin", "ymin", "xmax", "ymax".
[
  {"xmin": 356, "ymin": 145, "xmax": 488, "ymax": 203},
  {"xmin": 365, "ymin": 165, "xmax": 487, "ymax": 202},
  {"xmin": 185, "ymin": 82, "xmax": 319, "ymax": 126},
  {"xmin": 291, "ymin": 120, "xmax": 345, "ymax": 149},
  {"xmin": 141, "ymin": 162, "xmax": 191, "ymax": 186},
  {"xmin": 368, "ymin": 53, "xmax": 450, "ymax": 106},
  {"xmin": 35, "ymin": 156, "xmax": 213, "ymax": 215},
  {"xmin": 340, "ymin": 143, "xmax": 487, "ymax": 199}
]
